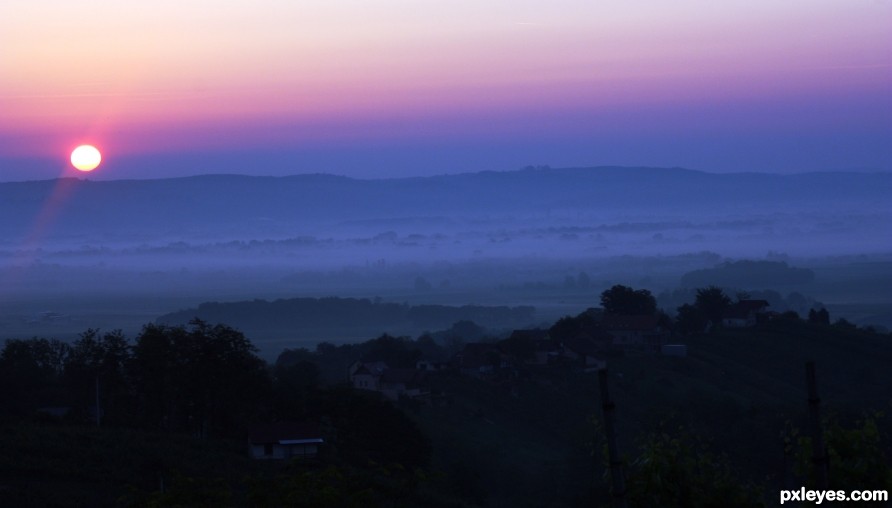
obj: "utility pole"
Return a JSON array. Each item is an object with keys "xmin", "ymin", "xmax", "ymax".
[
  {"xmin": 806, "ymin": 361, "xmax": 828, "ymax": 490},
  {"xmin": 599, "ymin": 368, "xmax": 627, "ymax": 508},
  {"xmin": 95, "ymin": 375, "xmax": 101, "ymax": 427}
]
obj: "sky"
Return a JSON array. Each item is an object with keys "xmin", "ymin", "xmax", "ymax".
[{"xmin": 1, "ymin": 0, "xmax": 890, "ymax": 181}]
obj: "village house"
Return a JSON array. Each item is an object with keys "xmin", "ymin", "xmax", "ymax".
[
  {"xmin": 349, "ymin": 361, "xmax": 430, "ymax": 400},
  {"xmin": 601, "ymin": 315, "xmax": 668, "ymax": 354},
  {"xmin": 349, "ymin": 360, "xmax": 389, "ymax": 391},
  {"xmin": 248, "ymin": 421, "xmax": 323, "ymax": 460},
  {"xmin": 722, "ymin": 299, "xmax": 770, "ymax": 328}
]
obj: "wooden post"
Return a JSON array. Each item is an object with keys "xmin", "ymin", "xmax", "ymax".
[
  {"xmin": 95, "ymin": 375, "xmax": 101, "ymax": 427},
  {"xmin": 806, "ymin": 361, "xmax": 828, "ymax": 490},
  {"xmin": 599, "ymin": 368, "xmax": 627, "ymax": 508}
]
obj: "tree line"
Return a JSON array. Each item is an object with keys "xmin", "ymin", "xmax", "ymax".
[
  {"xmin": 157, "ymin": 297, "xmax": 536, "ymax": 332},
  {"xmin": 1, "ymin": 285, "xmax": 866, "ymax": 433},
  {"xmin": 2, "ymin": 285, "xmax": 887, "ymax": 507}
]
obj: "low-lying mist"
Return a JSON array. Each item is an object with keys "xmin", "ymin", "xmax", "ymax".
[{"xmin": 1, "ymin": 167, "xmax": 890, "ymax": 356}]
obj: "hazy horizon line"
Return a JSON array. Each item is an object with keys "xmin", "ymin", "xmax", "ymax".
[{"xmin": 3, "ymin": 164, "xmax": 891, "ymax": 185}]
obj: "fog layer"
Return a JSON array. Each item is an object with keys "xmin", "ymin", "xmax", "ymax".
[{"xmin": 2, "ymin": 167, "xmax": 889, "ymax": 353}]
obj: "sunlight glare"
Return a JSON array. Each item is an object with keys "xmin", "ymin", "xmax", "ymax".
[{"xmin": 70, "ymin": 145, "xmax": 102, "ymax": 171}]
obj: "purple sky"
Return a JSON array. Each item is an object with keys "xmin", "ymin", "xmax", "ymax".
[{"xmin": 1, "ymin": 0, "xmax": 890, "ymax": 181}]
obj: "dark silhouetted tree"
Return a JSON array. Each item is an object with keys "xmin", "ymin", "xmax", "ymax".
[
  {"xmin": 361, "ymin": 334, "xmax": 422, "ymax": 368},
  {"xmin": 656, "ymin": 309, "xmax": 674, "ymax": 332},
  {"xmin": 498, "ymin": 331, "xmax": 539, "ymax": 363},
  {"xmin": 131, "ymin": 320, "xmax": 268, "ymax": 437},
  {"xmin": 694, "ymin": 286, "xmax": 731, "ymax": 324},
  {"xmin": 777, "ymin": 310, "xmax": 801, "ymax": 323},
  {"xmin": 675, "ymin": 303, "xmax": 708, "ymax": 335},
  {"xmin": 833, "ymin": 318, "xmax": 857, "ymax": 331},
  {"xmin": 548, "ymin": 310, "xmax": 601, "ymax": 342},
  {"xmin": 313, "ymin": 386, "xmax": 432, "ymax": 470},
  {"xmin": 65, "ymin": 329, "xmax": 132, "ymax": 424},
  {"xmin": 414, "ymin": 333, "xmax": 446, "ymax": 361},
  {"xmin": 601, "ymin": 285, "xmax": 657, "ymax": 315},
  {"xmin": 0, "ymin": 338, "xmax": 68, "ymax": 415},
  {"xmin": 272, "ymin": 360, "xmax": 319, "ymax": 421},
  {"xmin": 130, "ymin": 323, "xmax": 180, "ymax": 430},
  {"xmin": 808, "ymin": 308, "xmax": 831, "ymax": 325}
]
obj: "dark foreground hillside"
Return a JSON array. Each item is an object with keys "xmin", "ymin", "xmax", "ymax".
[
  {"xmin": 399, "ymin": 320, "xmax": 892, "ymax": 506},
  {"xmin": 0, "ymin": 423, "xmax": 257, "ymax": 507},
  {"xmin": 1, "ymin": 313, "xmax": 890, "ymax": 507}
]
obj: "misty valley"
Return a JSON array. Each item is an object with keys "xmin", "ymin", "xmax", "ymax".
[
  {"xmin": 1, "ymin": 167, "xmax": 891, "ymax": 506},
  {"xmin": 1, "ymin": 168, "xmax": 890, "ymax": 353}
]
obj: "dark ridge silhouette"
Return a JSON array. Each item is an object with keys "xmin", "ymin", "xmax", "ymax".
[{"xmin": 1, "ymin": 167, "xmax": 888, "ymax": 242}]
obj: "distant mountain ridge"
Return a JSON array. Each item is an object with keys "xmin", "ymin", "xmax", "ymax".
[{"xmin": 1, "ymin": 166, "xmax": 889, "ymax": 244}]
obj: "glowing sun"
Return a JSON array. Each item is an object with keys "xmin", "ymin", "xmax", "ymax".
[{"xmin": 70, "ymin": 145, "xmax": 102, "ymax": 171}]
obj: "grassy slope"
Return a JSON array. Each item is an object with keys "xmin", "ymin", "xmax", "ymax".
[
  {"xmin": 1, "ymin": 321, "xmax": 887, "ymax": 507},
  {"xmin": 607, "ymin": 322, "xmax": 891, "ymax": 486},
  {"xmin": 0, "ymin": 423, "xmax": 261, "ymax": 507},
  {"xmin": 410, "ymin": 321, "xmax": 892, "ymax": 506}
]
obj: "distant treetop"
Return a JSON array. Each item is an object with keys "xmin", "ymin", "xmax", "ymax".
[{"xmin": 600, "ymin": 284, "xmax": 657, "ymax": 316}]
